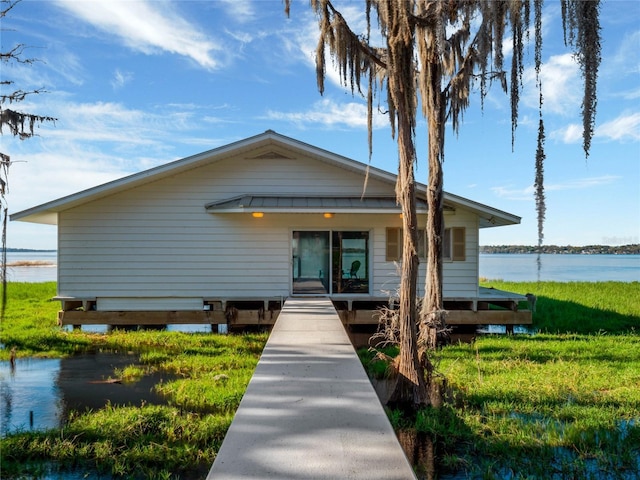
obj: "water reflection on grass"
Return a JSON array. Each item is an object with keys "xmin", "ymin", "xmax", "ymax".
[
  {"xmin": 1, "ymin": 352, "xmax": 174, "ymax": 436},
  {"xmin": 1, "ymin": 358, "xmax": 62, "ymax": 433}
]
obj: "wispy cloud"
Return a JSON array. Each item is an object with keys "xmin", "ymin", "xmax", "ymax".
[
  {"xmin": 265, "ymin": 98, "xmax": 388, "ymax": 129},
  {"xmin": 492, "ymin": 175, "xmax": 620, "ymax": 201},
  {"xmin": 287, "ymin": 5, "xmax": 372, "ymax": 90},
  {"xmin": 552, "ymin": 113, "xmax": 640, "ymax": 144},
  {"xmin": 523, "ymin": 53, "xmax": 581, "ymax": 116},
  {"xmin": 545, "ymin": 175, "xmax": 620, "ymax": 191},
  {"xmin": 619, "ymin": 87, "xmax": 640, "ymax": 101},
  {"xmin": 47, "ymin": 50, "xmax": 86, "ymax": 87},
  {"xmin": 5, "ymin": 98, "xmax": 218, "ymax": 211},
  {"xmin": 608, "ymin": 30, "xmax": 640, "ymax": 76},
  {"xmin": 596, "ymin": 113, "xmax": 640, "ymax": 142},
  {"xmin": 491, "ymin": 185, "xmax": 535, "ymax": 201},
  {"xmin": 551, "ymin": 123, "xmax": 583, "ymax": 144},
  {"xmin": 4, "ymin": 97, "xmax": 220, "ymax": 170},
  {"xmin": 217, "ymin": 0, "xmax": 256, "ymax": 23},
  {"xmin": 111, "ymin": 69, "xmax": 133, "ymax": 90},
  {"xmin": 44, "ymin": 101, "xmax": 177, "ymax": 147},
  {"xmin": 53, "ymin": 0, "xmax": 225, "ymax": 70},
  {"xmin": 3, "ymin": 45, "xmax": 85, "ymax": 91}
]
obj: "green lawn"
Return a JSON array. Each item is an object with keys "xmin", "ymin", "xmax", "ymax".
[
  {"xmin": 0, "ymin": 282, "xmax": 268, "ymax": 479},
  {"xmin": 380, "ymin": 281, "xmax": 640, "ymax": 479},
  {"xmin": 2, "ymin": 281, "xmax": 639, "ymax": 479}
]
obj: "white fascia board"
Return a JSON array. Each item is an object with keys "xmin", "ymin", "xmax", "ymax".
[{"xmin": 443, "ymin": 191, "xmax": 521, "ymax": 227}]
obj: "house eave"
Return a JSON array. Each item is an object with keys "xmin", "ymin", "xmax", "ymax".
[
  {"xmin": 204, "ymin": 194, "xmax": 459, "ymax": 215},
  {"xmin": 209, "ymin": 207, "xmax": 423, "ymax": 215},
  {"xmin": 444, "ymin": 192, "xmax": 521, "ymax": 228}
]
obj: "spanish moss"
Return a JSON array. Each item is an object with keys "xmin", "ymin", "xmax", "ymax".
[{"xmin": 285, "ymin": 0, "xmax": 601, "ymax": 407}]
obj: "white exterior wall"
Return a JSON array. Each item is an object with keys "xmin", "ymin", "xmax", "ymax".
[
  {"xmin": 57, "ymin": 147, "xmax": 480, "ymax": 309},
  {"xmin": 372, "ymin": 210, "xmax": 479, "ymax": 299},
  {"xmin": 441, "ymin": 210, "xmax": 479, "ymax": 298}
]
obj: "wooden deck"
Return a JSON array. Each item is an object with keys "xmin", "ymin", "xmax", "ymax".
[
  {"xmin": 206, "ymin": 298, "xmax": 417, "ymax": 479},
  {"xmin": 55, "ymin": 287, "xmax": 532, "ymax": 334}
]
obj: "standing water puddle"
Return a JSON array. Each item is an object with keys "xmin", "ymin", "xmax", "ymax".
[{"xmin": 1, "ymin": 352, "xmax": 172, "ymax": 435}]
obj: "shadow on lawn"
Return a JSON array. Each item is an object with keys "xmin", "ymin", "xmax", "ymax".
[
  {"xmin": 532, "ymin": 295, "xmax": 639, "ymax": 334},
  {"xmin": 397, "ymin": 292, "xmax": 640, "ymax": 479},
  {"xmin": 404, "ymin": 405, "xmax": 640, "ymax": 480}
]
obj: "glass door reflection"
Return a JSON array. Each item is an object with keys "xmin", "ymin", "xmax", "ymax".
[{"xmin": 292, "ymin": 231, "xmax": 330, "ymax": 294}]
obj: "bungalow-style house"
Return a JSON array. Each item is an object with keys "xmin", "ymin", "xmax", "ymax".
[{"xmin": 12, "ymin": 131, "xmax": 531, "ymax": 340}]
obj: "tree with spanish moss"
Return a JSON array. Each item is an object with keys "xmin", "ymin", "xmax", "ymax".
[
  {"xmin": 1, "ymin": 0, "xmax": 57, "ymax": 315},
  {"xmin": 285, "ymin": 0, "xmax": 601, "ymax": 408}
]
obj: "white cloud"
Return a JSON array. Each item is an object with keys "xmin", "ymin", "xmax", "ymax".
[
  {"xmin": 552, "ymin": 123, "xmax": 582, "ymax": 144},
  {"xmin": 550, "ymin": 113, "xmax": 640, "ymax": 145},
  {"xmin": 2, "ymin": 97, "xmax": 216, "ymax": 197},
  {"xmin": 523, "ymin": 53, "xmax": 581, "ymax": 116},
  {"xmin": 111, "ymin": 69, "xmax": 133, "ymax": 90},
  {"xmin": 265, "ymin": 98, "xmax": 388, "ymax": 129},
  {"xmin": 48, "ymin": 50, "xmax": 86, "ymax": 87},
  {"xmin": 609, "ymin": 30, "xmax": 640, "ymax": 76},
  {"xmin": 217, "ymin": 0, "xmax": 255, "ymax": 23},
  {"xmin": 8, "ymin": 149, "xmax": 127, "ymax": 211},
  {"xmin": 53, "ymin": 0, "xmax": 225, "ymax": 70},
  {"xmin": 620, "ymin": 87, "xmax": 640, "ymax": 100},
  {"xmin": 3, "ymin": 98, "xmax": 212, "ymax": 218},
  {"xmin": 287, "ymin": 5, "xmax": 373, "ymax": 91},
  {"xmin": 491, "ymin": 185, "xmax": 535, "ymax": 201},
  {"xmin": 44, "ymin": 101, "xmax": 172, "ymax": 146},
  {"xmin": 545, "ymin": 175, "xmax": 620, "ymax": 191},
  {"xmin": 596, "ymin": 113, "xmax": 640, "ymax": 142},
  {"xmin": 491, "ymin": 175, "xmax": 620, "ymax": 201}
]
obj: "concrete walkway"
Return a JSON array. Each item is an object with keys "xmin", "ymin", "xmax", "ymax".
[{"xmin": 207, "ymin": 298, "xmax": 416, "ymax": 479}]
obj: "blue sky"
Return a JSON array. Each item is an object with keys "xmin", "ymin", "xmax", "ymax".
[{"xmin": 3, "ymin": 0, "xmax": 639, "ymax": 250}]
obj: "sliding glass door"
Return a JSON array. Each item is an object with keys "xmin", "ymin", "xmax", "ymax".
[
  {"xmin": 332, "ymin": 231, "xmax": 369, "ymax": 294},
  {"xmin": 292, "ymin": 230, "xmax": 369, "ymax": 295},
  {"xmin": 292, "ymin": 231, "xmax": 330, "ymax": 294}
]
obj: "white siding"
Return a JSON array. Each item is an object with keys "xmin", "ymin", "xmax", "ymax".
[
  {"xmin": 370, "ymin": 210, "xmax": 479, "ymax": 299},
  {"xmin": 442, "ymin": 210, "xmax": 479, "ymax": 298},
  {"xmin": 58, "ymin": 148, "xmax": 481, "ymax": 308}
]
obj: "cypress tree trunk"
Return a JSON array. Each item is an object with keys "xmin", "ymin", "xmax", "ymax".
[
  {"xmin": 390, "ymin": 121, "xmax": 427, "ymax": 407},
  {"xmin": 419, "ymin": 44, "xmax": 447, "ymax": 356},
  {"xmin": 387, "ymin": 1, "xmax": 428, "ymax": 408}
]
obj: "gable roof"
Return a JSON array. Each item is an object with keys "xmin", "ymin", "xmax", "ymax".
[{"xmin": 11, "ymin": 130, "xmax": 520, "ymax": 228}]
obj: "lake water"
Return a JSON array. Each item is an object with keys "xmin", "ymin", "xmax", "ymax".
[
  {"xmin": 5, "ymin": 251, "xmax": 639, "ymax": 283},
  {"xmin": 0, "ymin": 353, "xmax": 174, "ymax": 436},
  {"xmin": 4, "ymin": 251, "xmax": 57, "ymax": 282},
  {"xmin": 480, "ymin": 253, "xmax": 640, "ymax": 282}
]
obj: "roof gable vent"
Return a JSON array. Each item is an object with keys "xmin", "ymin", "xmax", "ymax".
[{"xmin": 248, "ymin": 151, "xmax": 293, "ymax": 160}]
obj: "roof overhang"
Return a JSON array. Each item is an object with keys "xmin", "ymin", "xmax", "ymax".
[
  {"xmin": 444, "ymin": 191, "xmax": 521, "ymax": 228},
  {"xmin": 205, "ymin": 194, "xmax": 520, "ymax": 228},
  {"xmin": 204, "ymin": 194, "xmax": 517, "ymax": 229},
  {"xmin": 205, "ymin": 195, "xmax": 437, "ymax": 214}
]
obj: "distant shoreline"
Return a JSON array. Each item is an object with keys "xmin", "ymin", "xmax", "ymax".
[
  {"xmin": 5, "ymin": 248, "xmax": 57, "ymax": 253},
  {"xmin": 480, "ymin": 244, "xmax": 639, "ymax": 255},
  {"xmin": 5, "ymin": 245, "xmax": 640, "ymax": 255}
]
